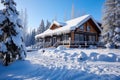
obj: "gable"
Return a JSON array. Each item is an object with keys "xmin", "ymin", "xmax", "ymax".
[
  {"xmin": 87, "ymin": 19, "xmax": 101, "ymax": 33},
  {"xmin": 76, "ymin": 18, "xmax": 101, "ymax": 34},
  {"xmin": 50, "ymin": 24, "xmax": 61, "ymax": 30}
]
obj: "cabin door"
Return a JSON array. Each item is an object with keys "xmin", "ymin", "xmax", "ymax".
[{"xmin": 52, "ymin": 37, "xmax": 57, "ymax": 45}]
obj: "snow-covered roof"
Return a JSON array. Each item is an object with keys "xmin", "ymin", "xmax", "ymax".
[
  {"xmin": 35, "ymin": 14, "xmax": 102, "ymax": 39},
  {"xmin": 50, "ymin": 21, "xmax": 66, "ymax": 27}
]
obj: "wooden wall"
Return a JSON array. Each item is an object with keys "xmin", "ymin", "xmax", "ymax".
[
  {"xmin": 70, "ymin": 18, "xmax": 101, "ymax": 42},
  {"xmin": 71, "ymin": 31, "xmax": 74, "ymax": 43},
  {"xmin": 50, "ymin": 24, "xmax": 61, "ymax": 30}
]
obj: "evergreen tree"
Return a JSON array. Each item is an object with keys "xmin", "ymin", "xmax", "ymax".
[
  {"xmin": 102, "ymin": 0, "xmax": 120, "ymax": 48},
  {"xmin": 25, "ymin": 29, "xmax": 37, "ymax": 46},
  {"xmin": 112, "ymin": 0, "xmax": 120, "ymax": 48},
  {"xmin": 25, "ymin": 33, "xmax": 30, "ymax": 47},
  {"xmin": 37, "ymin": 19, "xmax": 45, "ymax": 34},
  {"xmin": 31, "ymin": 29, "xmax": 36, "ymax": 45},
  {"xmin": 45, "ymin": 20, "xmax": 51, "ymax": 30},
  {"xmin": 0, "ymin": 0, "xmax": 26, "ymax": 60}
]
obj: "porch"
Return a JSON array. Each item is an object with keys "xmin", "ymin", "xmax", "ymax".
[
  {"xmin": 40, "ymin": 32, "xmax": 98, "ymax": 48},
  {"xmin": 41, "ymin": 40, "xmax": 98, "ymax": 48}
]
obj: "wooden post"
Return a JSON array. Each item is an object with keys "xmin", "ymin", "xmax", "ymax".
[
  {"xmin": 71, "ymin": 31, "xmax": 74, "ymax": 43},
  {"xmin": 43, "ymin": 38, "xmax": 45, "ymax": 48}
]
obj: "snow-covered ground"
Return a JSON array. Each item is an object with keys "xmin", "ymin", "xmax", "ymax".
[{"xmin": 0, "ymin": 47, "xmax": 120, "ymax": 80}]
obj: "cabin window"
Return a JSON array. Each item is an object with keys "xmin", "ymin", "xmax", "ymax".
[
  {"xmin": 87, "ymin": 26, "xmax": 91, "ymax": 31},
  {"xmin": 79, "ymin": 25, "xmax": 84, "ymax": 30},
  {"xmin": 75, "ymin": 34, "xmax": 84, "ymax": 42},
  {"xmin": 66, "ymin": 35, "xmax": 69, "ymax": 40},
  {"xmin": 62, "ymin": 34, "xmax": 69, "ymax": 41},
  {"xmin": 45, "ymin": 37, "xmax": 50, "ymax": 42},
  {"xmin": 62, "ymin": 35, "xmax": 64, "ymax": 41},
  {"xmin": 117, "ymin": 15, "xmax": 120, "ymax": 19},
  {"xmin": 89, "ymin": 35, "xmax": 96, "ymax": 41},
  {"xmin": 75, "ymin": 34, "xmax": 79, "ymax": 41},
  {"xmin": 79, "ymin": 34, "xmax": 84, "ymax": 41},
  {"xmin": 53, "ymin": 37, "xmax": 57, "ymax": 44},
  {"xmin": 89, "ymin": 36, "xmax": 92, "ymax": 41},
  {"xmin": 57, "ymin": 37, "xmax": 61, "ymax": 42},
  {"xmin": 92, "ymin": 36, "xmax": 96, "ymax": 41}
]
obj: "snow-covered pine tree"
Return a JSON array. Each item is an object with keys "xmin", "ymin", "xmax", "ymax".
[
  {"xmin": 45, "ymin": 20, "xmax": 51, "ymax": 30},
  {"xmin": 112, "ymin": 0, "xmax": 120, "ymax": 48},
  {"xmin": 37, "ymin": 19, "xmax": 45, "ymax": 34},
  {"xmin": 0, "ymin": 0, "xmax": 26, "ymax": 60},
  {"xmin": 30, "ymin": 29, "xmax": 36, "ymax": 45},
  {"xmin": 102, "ymin": 0, "xmax": 120, "ymax": 48},
  {"xmin": 0, "ymin": 9, "xmax": 7, "ymax": 54}
]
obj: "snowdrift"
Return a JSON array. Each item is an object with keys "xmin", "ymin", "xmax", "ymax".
[
  {"xmin": 0, "ymin": 47, "xmax": 120, "ymax": 80},
  {"xmin": 39, "ymin": 47, "xmax": 120, "ymax": 62}
]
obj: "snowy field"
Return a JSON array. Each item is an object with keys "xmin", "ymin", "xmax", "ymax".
[{"xmin": 0, "ymin": 47, "xmax": 120, "ymax": 80}]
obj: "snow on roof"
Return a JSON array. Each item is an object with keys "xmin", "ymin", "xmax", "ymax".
[
  {"xmin": 51, "ymin": 21, "xmax": 66, "ymax": 27},
  {"xmin": 35, "ymin": 14, "xmax": 102, "ymax": 39}
]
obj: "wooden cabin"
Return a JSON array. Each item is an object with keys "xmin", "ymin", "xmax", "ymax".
[{"xmin": 35, "ymin": 15, "xmax": 102, "ymax": 48}]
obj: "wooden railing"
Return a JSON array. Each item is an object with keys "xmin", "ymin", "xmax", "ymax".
[
  {"xmin": 58, "ymin": 41, "xmax": 97, "ymax": 45},
  {"xmin": 53, "ymin": 41, "xmax": 97, "ymax": 47},
  {"xmin": 35, "ymin": 41, "xmax": 98, "ymax": 48}
]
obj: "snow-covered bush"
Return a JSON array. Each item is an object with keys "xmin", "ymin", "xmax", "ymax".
[
  {"xmin": 105, "ymin": 42, "xmax": 115, "ymax": 49},
  {"xmin": 94, "ymin": 54, "xmax": 106, "ymax": 61},
  {"xmin": 107, "ymin": 53, "xmax": 117, "ymax": 62},
  {"xmin": 78, "ymin": 51, "xmax": 88, "ymax": 61},
  {"xmin": 71, "ymin": 52, "xmax": 79, "ymax": 57},
  {"xmin": 97, "ymin": 53, "xmax": 117, "ymax": 62},
  {"xmin": 56, "ymin": 46, "xmax": 66, "ymax": 50},
  {"xmin": 70, "ymin": 52, "xmax": 79, "ymax": 61},
  {"xmin": 89, "ymin": 52, "xmax": 99, "ymax": 61}
]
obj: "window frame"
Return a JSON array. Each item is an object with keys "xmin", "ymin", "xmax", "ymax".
[
  {"xmin": 79, "ymin": 25, "xmax": 84, "ymax": 30},
  {"xmin": 86, "ymin": 26, "xmax": 91, "ymax": 32}
]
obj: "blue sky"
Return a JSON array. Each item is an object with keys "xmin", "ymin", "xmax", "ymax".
[{"xmin": 0, "ymin": 0, "xmax": 105, "ymax": 29}]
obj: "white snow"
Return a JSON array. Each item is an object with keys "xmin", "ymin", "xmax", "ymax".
[
  {"xmin": 35, "ymin": 14, "xmax": 102, "ymax": 39},
  {"xmin": 12, "ymin": 34, "xmax": 22, "ymax": 48},
  {"xmin": 0, "ymin": 47, "xmax": 120, "ymax": 80},
  {"xmin": 0, "ymin": 10, "xmax": 6, "ymax": 24},
  {"xmin": 56, "ymin": 45, "xmax": 67, "ymax": 50},
  {"xmin": 0, "ymin": 29, "xmax": 3, "ymax": 35},
  {"xmin": 115, "ymin": 27, "xmax": 120, "ymax": 33},
  {"xmin": 0, "ymin": 42, "xmax": 7, "ymax": 53},
  {"xmin": 105, "ymin": 42, "xmax": 115, "ymax": 48},
  {"xmin": 51, "ymin": 21, "xmax": 66, "ymax": 27}
]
